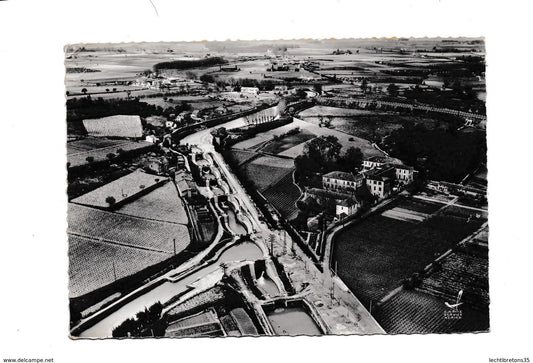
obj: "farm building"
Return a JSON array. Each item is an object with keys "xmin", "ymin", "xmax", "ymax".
[{"xmin": 83, "ymin": 115, "xmax": 143, "ymax": 138}]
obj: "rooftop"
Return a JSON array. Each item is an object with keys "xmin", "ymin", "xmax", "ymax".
[
  {"xmin": 307, "ymin": 187, "xmax": 352, "ymax": 201},
  {"xmin": 323, "ymin": 171, "xmax": 363, "ymax": 182},
  {"xmin": 365, "ymin": 156, "xmax": 388, "ymax": 163},
  {"xmin": 338, "ymin": 197, "xmax": 359, "ymax": 207}
]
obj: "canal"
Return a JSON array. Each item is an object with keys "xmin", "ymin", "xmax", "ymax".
[{"xmin": 79, "ymin": 241, "xmax": 264, "ymax": 338}]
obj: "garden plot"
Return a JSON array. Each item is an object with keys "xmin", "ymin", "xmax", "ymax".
[
  {"xmin": 381, "ymin": 207, "xmax": 429, "ymax": 223},
  {"xmin": 262, "ymin": 171, "xmax": 301, "ymax": 220}
]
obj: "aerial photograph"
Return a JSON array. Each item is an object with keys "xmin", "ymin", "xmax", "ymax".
[{"xmin": 65, "ymin": 38, "xmax": 488, "ymax": 338}]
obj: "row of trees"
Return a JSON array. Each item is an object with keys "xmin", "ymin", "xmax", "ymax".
[
  {"xmin": 112, "ymin": 302, "xmax": 167, "ymax": 337},
  {"xmin": 67, "ymin": 97, "xmax": 191, "ymax": 123}
]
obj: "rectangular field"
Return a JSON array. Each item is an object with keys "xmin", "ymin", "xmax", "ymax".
[
  {"xmin": 240, "ymin": 156, "xmax": 294, "ymax": 192},
  {"xmin": 373, "ymin": 289, "xmax": 489, "ymax": 334},
  {"xmin": 71, "ymin": 170, "xmax": 166, "ymax": 209},
  {"xmin": 115, "ymin": 181, "xmax": 189, "ymax": 224},
  {"xmin": 67, "ymin": 138, "xmax": 154, "ymax": 169},
  {"xmin": 68, "ymin": 203, "xmax": 190, "ymax": 254},
  {"xmin": 68, "ymin": 234, "xmax": 171, "ymax": 298}
]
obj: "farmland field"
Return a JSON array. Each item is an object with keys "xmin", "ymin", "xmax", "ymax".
[
  {"xmin": 373, "ymin": 289, "xmax": 489, "ymax": 334},
  {"xmin": 68, "ymin": 203, "xmax": 190, "ymax": 254},
  {"xmin": 67, "ymin": 138, "xmax": 154, "ymax": 169},
  {"xmin": 116, "ymin": 181, "xmax": 189, "ymax": 224},
  {"xmin": 374, "ymin": 231, "xmax": 489, "ymax": 334},
  {"xmin": 298, "ymin": 105, "xmax": 441, "ymax": 140},
  {"xmin": 71, "ymin": 170, "xmax": 165, "ymax": 209},
  {"xmin": 224, "ymin": 150, "xmax": 260, "ymax": 166},
  {"xmin": 262, "ymin": 171, "xmax": 301, "ymax": 220},
  {"xmin": 240, "ymin": 156, "xmax": 294, "ymax": 192},
  {"xmin": 68, "ymin": 234, "xmax": 171, "ymax": 298},
  {"xmin": 260, "ymin": 129, "xmax": 316, "ymax": 155},
  {"xmin": 231, "ymin": 117, "xmax": 386, "ymax": 159},
  {"xmin": 331, "ymin": 195, "xmax": 486, "ymax": 307}
]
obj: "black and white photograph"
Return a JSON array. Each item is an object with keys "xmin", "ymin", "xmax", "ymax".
[
  {"xmin": 1, "ymin": 0, "xmax": 532, "ymax": 362},
  {"xmin": 65, "ymin": 39, "xmax": 488, "ymax": 338}
]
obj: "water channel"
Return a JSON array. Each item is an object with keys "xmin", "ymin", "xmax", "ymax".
[
  {"xmin": 265, "ymin": 306, "xmax": 323, "ymax": 336},
  {"xmin": 80, "ymin": 241, "xmax": 263, "ymax": 338}
]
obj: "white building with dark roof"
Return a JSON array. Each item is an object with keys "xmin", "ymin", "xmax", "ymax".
[
  {"xmin": 362, "ymin": 156, "xmax": 388, "ymax": 170},
  {"xmin": 336, "ymin": 197, "xmax": 359, "ymax": 220},
  {"xmin": 322, "ymin": 171, "xmax": 365, "ymax": 194}
]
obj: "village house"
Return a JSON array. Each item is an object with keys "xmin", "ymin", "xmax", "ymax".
[
  {"xmin": 363, "ymin": 157, "xmax": 416, "ymax": 185},
  {"xmin": 145, "ymin": 135, "xmax": 159, "ymax": 144},
  {"xmin": 165, "ymin": 119, "xmax": 178, "ymax": 129},
  {"xmin": 364, "ymin": 165, "xmax": 396, "ymax": 199},
  {"xmin": 175, "ymin": 170, "xmax": 199, "ymax": 199},
  {"xmin": 362, "ymin": 156, "xmax": 388, "ymax": 170},
  {"xmin": 322, "ymin": 171, "xmax": 365, "ymax": 194},
  {"xmin": 335, "ymin": 197, "xmax": 359, "ymax": 221},
  {"xmin": 392, "ymin": 164, "xmax": 415, "ymax": 184}
]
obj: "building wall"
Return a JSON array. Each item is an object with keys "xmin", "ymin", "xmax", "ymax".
[
  {"xmin": 322, "ymin": 176, "xmax": 364, "ymax": 193},
  {"xmin": 336, "ymin": 203, "xmax": 358, "ymax": 218},
  {"xmin": 395, "ymin": 168, "xmax": 414, "ymax": 182},
  {"xmin": 363, "ymin": 160, "xmax": 384, "ymax": 169},
  {"xmin": 366, "ymin": 179, "xmax": 391, "ymax": 199}
]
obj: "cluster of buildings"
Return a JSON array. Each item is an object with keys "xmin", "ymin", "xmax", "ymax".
[{"xmin": 306, "ymin": 156, "xmax": 416, "ymax": 222}]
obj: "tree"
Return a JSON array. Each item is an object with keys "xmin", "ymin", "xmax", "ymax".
[
  {"xmin": 85, "ymin": 156, "xmax": 94, "ymax": 163},
  {"xmin": 360, "ymin": 77, "xmax": 368, "ymax": 93},
  {"xmin": 106, "ymin": 153, "xmax": 115, "ymax": 160},
  {"xmin": 387, "ymin": 83, "xmax": 399, "ymax": 97},
  {"xmin": 340, "ymin": 147, "xmax": 363, "ymax": 172},
  {"xmin": 81, "ymin": 88, "xmax": 87, "ymax": 95},
  {"xmin": 200, "ymin": 73, "xmax": 215, "ymax": 84},
  {"xmin": 105, "ymin": 196, "xmax": 116, "ymax": 205},
  {"xmin": 313, "ymin": 83, "xmax": 322, "ymax": 95},
  {"xmin": 304, "ymin": 135, "xmax": 341, "ymax": 164}
]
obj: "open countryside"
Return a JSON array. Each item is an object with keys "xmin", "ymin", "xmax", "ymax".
[{"xmin": 66, "ymin": 38, "xmax": 488, "ymax": 338}]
